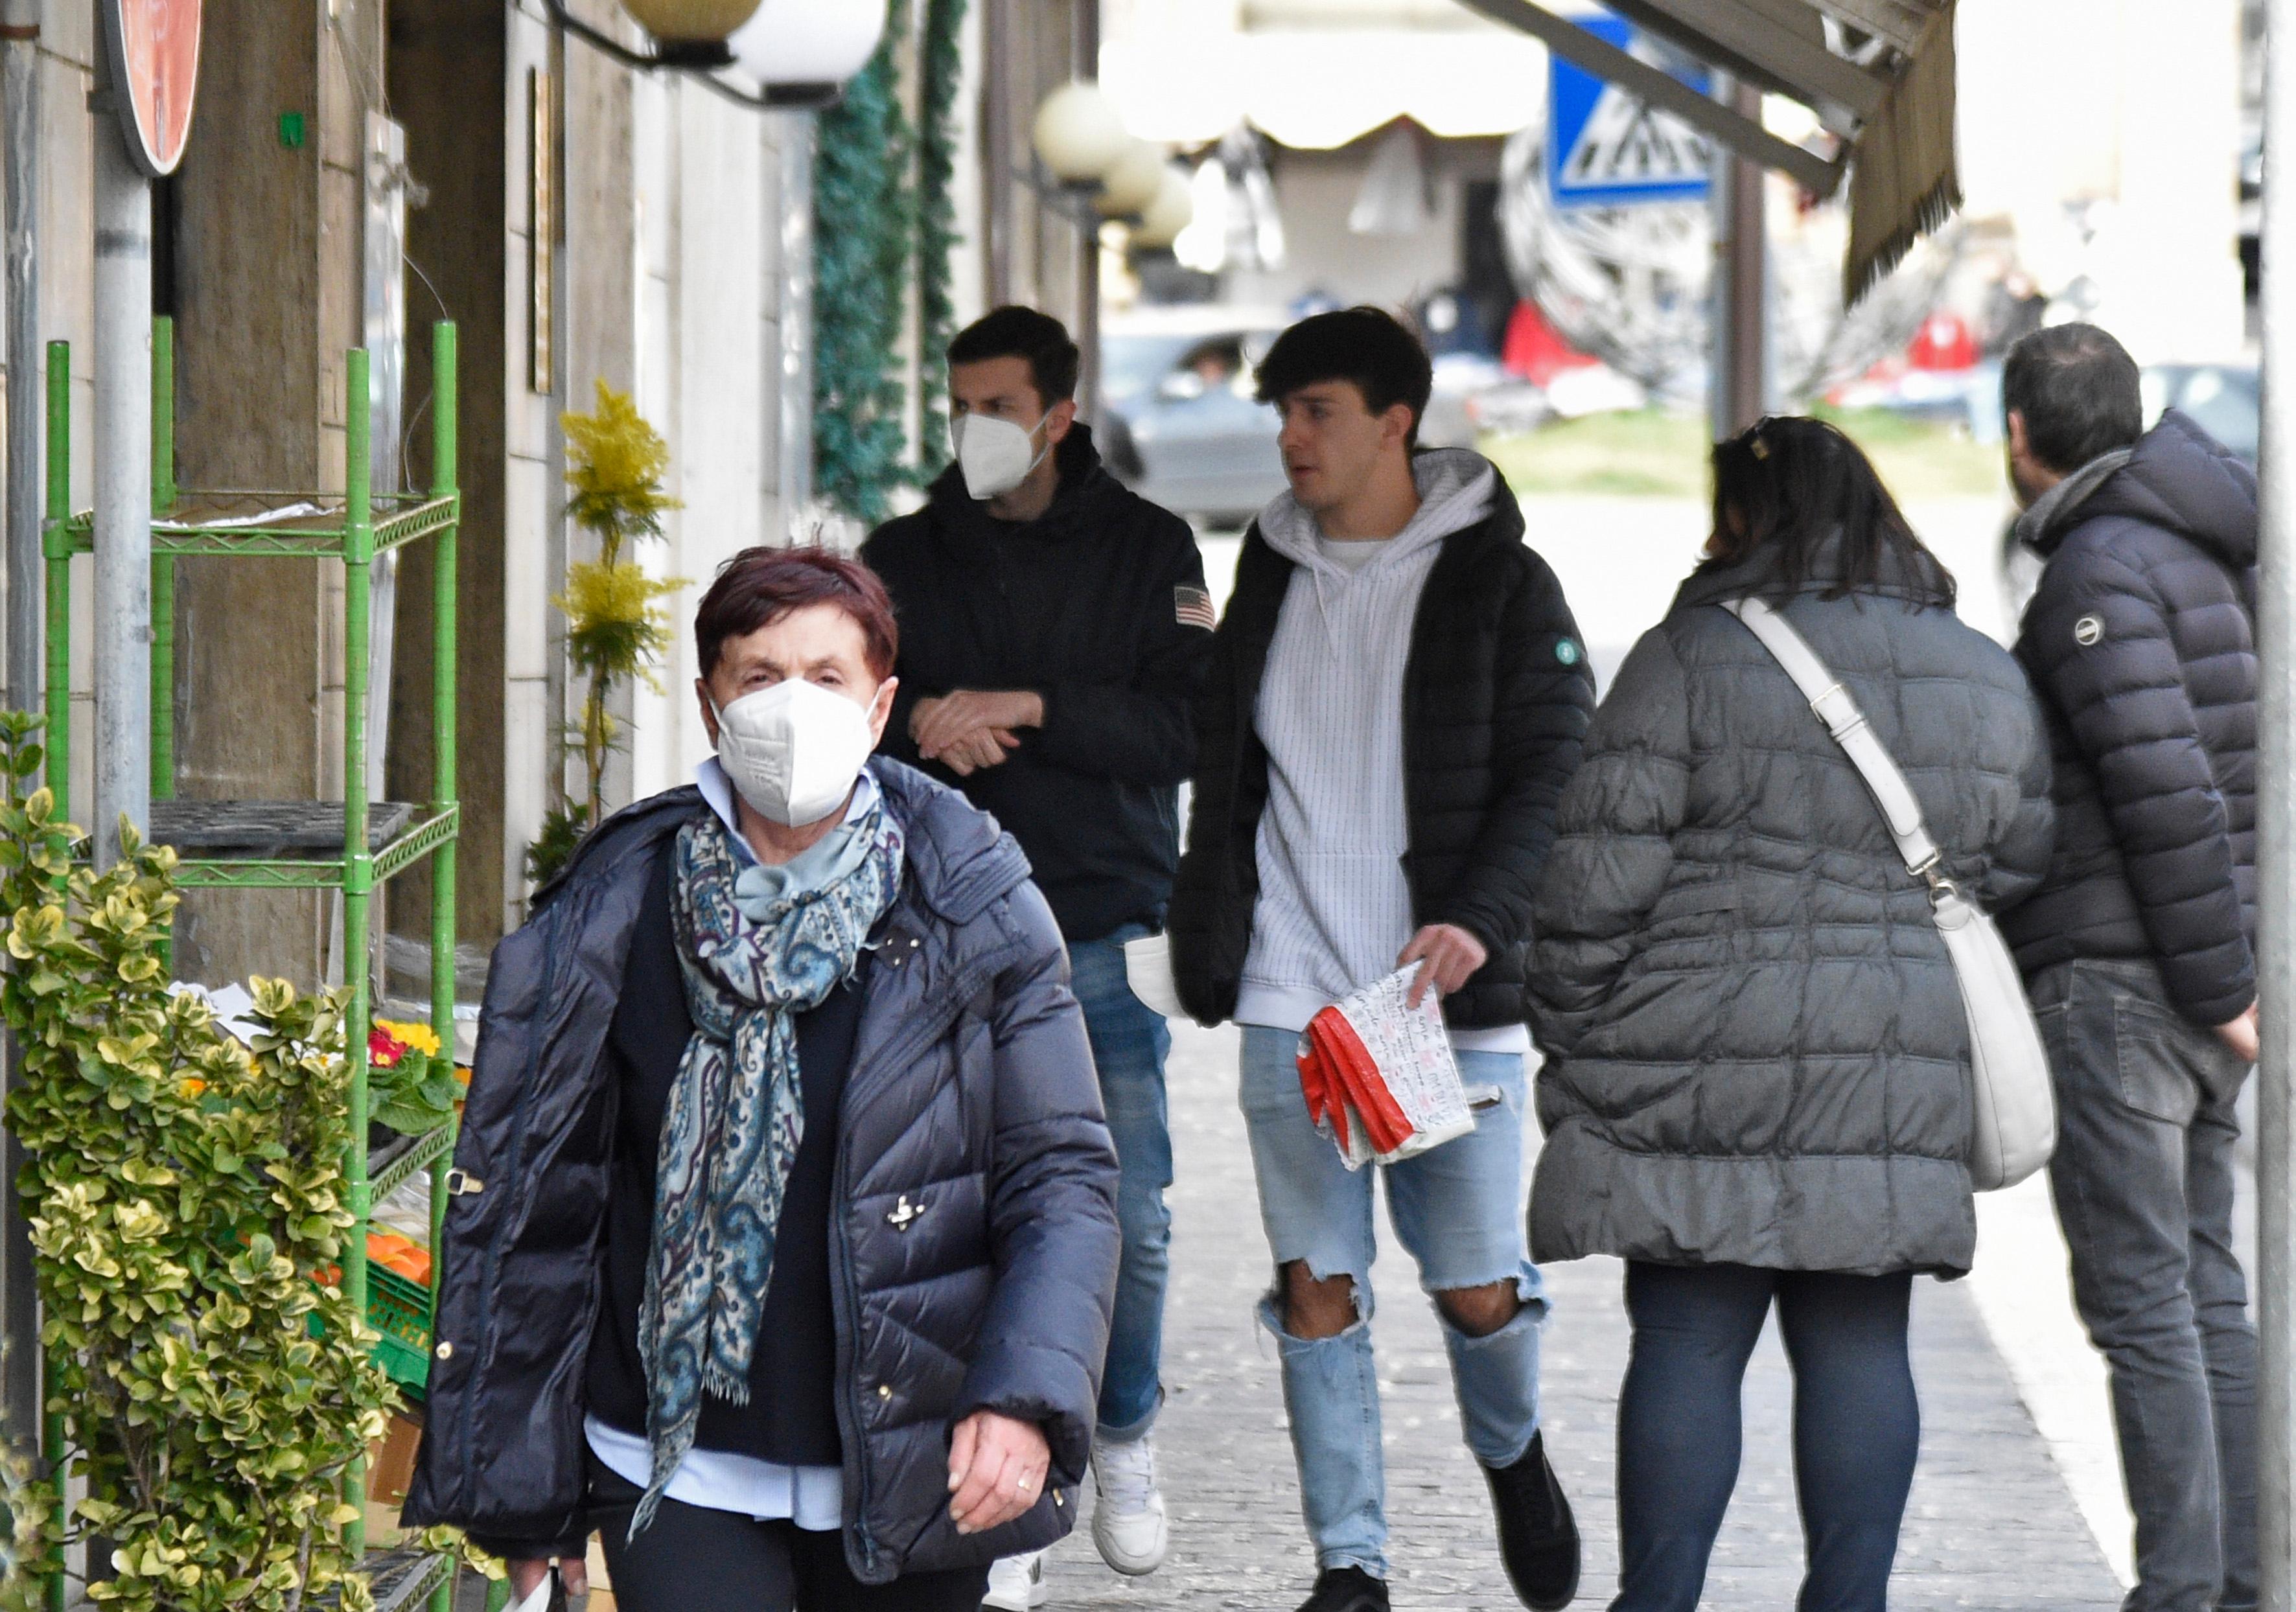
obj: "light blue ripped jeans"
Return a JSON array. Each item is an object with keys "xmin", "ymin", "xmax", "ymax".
[{"xmin": 1238, "ymin": 1024, "xmax": 1548, "ymax": 1580}]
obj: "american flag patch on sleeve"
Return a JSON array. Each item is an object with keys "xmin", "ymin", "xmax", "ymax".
[{"xmin": 1175, "ymin": 585, "xmax": 1217, "ymax": 630}]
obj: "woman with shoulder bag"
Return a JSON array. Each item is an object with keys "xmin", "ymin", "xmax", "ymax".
[{"xmin": 1527, "ymin": 417, "xmax": 2055, "ymax": 1611}]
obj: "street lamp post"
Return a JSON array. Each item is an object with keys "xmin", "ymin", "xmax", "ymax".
[
  {"xmin": 544, "ymin": 0, "xmax": 885, "ymax": 531},
  {"xmin": 89, "ymin": 0, "xmax": 202, "ymax": 869},
  {"xmin": 1027, "ymin": 75, "xmax": 1193, "ymax": 424}
]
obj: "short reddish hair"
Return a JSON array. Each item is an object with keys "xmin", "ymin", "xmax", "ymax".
[{"xmin": 694, "ymin": 546, "xmax": 899, "ymax": 680}]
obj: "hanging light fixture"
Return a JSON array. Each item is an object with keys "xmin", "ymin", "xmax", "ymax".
[
  {"xmin": 1032, "ymin": 82, "xmax": 1133, "ymax": 184},
  {"xmin": 547, "ymin": 0, "xmax": 877, "ymax": 109},
  {"xmin": 618, "ymin": 0, "xmax": 763, "ymax": 67},
  {"xmin": 729, "ymin": 0, "xmax": 888, "ymax": 106},
  {"xmin": 1130, "ymin": 167, "xmax": 1196, "ymax": 249},
  {"xmin": 1093, "ymin": 142, "xmax": 1168, "ymax": 218}
]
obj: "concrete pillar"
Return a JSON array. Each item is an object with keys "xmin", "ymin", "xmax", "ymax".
[
  {"xmin": 164, "ymin": 0, "xmax": 380, "ymax": 982},
  {"xmin": 388, "ymin": 0, "xmax": 510, "ymax": 950}
]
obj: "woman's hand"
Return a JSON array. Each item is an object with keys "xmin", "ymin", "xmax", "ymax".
[
  {"xmin": 947, "ymin": 1409, "xmax": 1052, "ymax": 1536},
  {"xmin": 507, "ymin": 1557, "xmax": 586, "ymax": 1606}
]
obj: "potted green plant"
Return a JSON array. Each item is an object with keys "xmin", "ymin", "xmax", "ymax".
[
  {"xmin": 526, "ymin": 382, "xmax": 685, "ymax": 888},
  {"xmin": 0, "ymin": 715, "xmax": 397, "ymax": 1611}
]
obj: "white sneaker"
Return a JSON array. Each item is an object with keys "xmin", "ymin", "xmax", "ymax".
[
  {"xmin": 1089, "ymin": 1430, "xmax": 1169, "ymax": 1576},
  {"xmin": 982, "ymin": 1550, "xmax": 1050, "ymax": 1610}
]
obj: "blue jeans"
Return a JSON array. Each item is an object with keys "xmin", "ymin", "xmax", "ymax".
[
  {"xmin": 2033, "ymin": 960, "xmax": 2257, "ymax": 1612},
  {"xmin": 1237, "ymin": 1025, "xmax": 1547, "ymax": 1578},
  {"xmin": 1067, "ymin": 926, "xmax": 1175, "ymax": 1441},
  {"xmin": 1614, "ymin": 1262, "xmax": 1918, "ymax": 1612}
]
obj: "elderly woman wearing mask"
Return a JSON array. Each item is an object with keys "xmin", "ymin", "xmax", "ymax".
[{"xmin": 402, "ymin": 546, "xmax": 1120, "ymax": 1612}]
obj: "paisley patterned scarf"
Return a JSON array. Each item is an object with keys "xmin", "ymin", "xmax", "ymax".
[{"xmin": 634, "ymin": 803, "xmax": 904, "ymax": 1535}]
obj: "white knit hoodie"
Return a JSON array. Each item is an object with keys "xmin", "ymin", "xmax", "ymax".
[{"xmin": 1236, "ymin": 448, "xmax": 1529, "ymax": 1053}]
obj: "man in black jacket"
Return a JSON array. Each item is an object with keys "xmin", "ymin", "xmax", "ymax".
[
  {"xmin": 2002, "ymin": 322, "xmax": 2258, "ymax": 1612},
  {"xmin": 862, "ymin": 306, "xmax": 1211, "ymax": 1602},
  {"xmin": 1167, "ymin": 308, "xmax": 1592, "ymax": 1612}
]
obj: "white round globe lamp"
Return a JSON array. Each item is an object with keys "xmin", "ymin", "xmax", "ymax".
[
  {"xmin": 728, "ymin": 0, "xmax": 888, "ymax": 102},
  {"xmin": 1130, "ymin": 167, "xmax": 1195, "ymax": 249},
  {"xmin": 1032, "ymin": 82, "xmax": 1133, "ymax": 184},
  {"xmin": 1093, "ymin": 141, "xmax": 1167, "ymax": 218},
  {"xmin": 619, "ymin": 0, "xmax": 763, "ymax": 66}
]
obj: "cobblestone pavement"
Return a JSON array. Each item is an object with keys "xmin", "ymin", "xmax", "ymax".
[{"xmin": 1042, "ymin": 1019, "xmax": 2125, "ymax": 1611}]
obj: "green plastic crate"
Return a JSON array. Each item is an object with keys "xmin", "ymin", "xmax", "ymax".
[
  {"xmin": 366, "ymin": 1263, "xmax": 434, "ymax": 1394},
  {"xmin": 309, "ymin": 1259, "xmax": 433, "ymax": 1397}
]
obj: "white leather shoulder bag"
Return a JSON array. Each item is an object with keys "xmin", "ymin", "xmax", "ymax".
[{"xmin": 1723, "ymin": 597, "xmax": 2055, "ymax": 1192}]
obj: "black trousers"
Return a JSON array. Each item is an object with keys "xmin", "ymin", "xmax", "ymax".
[
  {"xmin": 1613, "ymin": 1262, "xmax": 1919, "ymax": 1612},
  {"xmin": 587, "ymin": 1457, "xmax": 988, "ymax": 1612}
]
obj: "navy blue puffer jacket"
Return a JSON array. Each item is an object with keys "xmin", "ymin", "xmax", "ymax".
[
  {"xmin": 401, "ymin": 761, "xmax": 1121, "ymax": 1584},
  {"xmin": 2002, "ymin": 411, "xmax": 2258, "ymax": 1026}
]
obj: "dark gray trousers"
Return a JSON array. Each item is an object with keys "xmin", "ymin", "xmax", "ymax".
[{"xmin": 2032, "ymin": 960, "xmax": 2256, "ymax": 1612}]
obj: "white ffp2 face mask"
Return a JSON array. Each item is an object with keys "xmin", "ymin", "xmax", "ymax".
[
  {"xmin": 954, "ymin": 411, "xmax": 1050, "ymax": 501},
  {"xmin": 710, "ymin": 678, "xmax": 881, "ymax": 828}
]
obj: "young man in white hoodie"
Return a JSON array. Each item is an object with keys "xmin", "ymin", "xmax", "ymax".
[{"xmin": 1168, "ymin": 308, "xmax": 1595, "ymax": 1612}]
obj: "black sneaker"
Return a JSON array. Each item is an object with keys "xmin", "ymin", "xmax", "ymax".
[
  {"xmin": 1297, "ymin": 1566, "xmax": 1391, "ymax": 1612},
  {"xmin": 1483, "ymin": 1429, "xmax": 1581, "ymax": 1609}
]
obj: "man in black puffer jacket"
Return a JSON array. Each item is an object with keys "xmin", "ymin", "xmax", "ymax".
[
  {"xmin": 2002, "ymin": 323, "xmax": 2258, "ymax": 1612},
  {"xmin": 1169, "ymin": 308, "xmax": 1593, "ymax": 1612}
]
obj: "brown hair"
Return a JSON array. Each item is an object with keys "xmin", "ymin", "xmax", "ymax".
[{"xmin": 693, "ymin": 546, "xmax": 899, "ymax": 680}]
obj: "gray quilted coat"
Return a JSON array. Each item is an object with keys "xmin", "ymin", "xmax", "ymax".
[{"xmin": 1529, "ymin": 539, "xmax": 2054, "ymax": 1278}]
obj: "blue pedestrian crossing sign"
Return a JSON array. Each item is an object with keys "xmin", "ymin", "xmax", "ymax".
[{"xmin": 1547, "ymin": 14, "xmax": 1711, "ymax": 209}]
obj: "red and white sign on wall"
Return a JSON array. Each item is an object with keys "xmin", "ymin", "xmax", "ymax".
[{"xmin": 100, "ymin": 0, "xmax": 202, "ymax": 177}]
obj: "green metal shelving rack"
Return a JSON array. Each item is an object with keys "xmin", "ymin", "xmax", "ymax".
[{"xmin": 39, "ymin": 320, "xmax": 463, "ymax": 1612}]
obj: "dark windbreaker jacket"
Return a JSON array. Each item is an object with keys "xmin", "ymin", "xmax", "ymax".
[
  {"xmin": 1166, "ymin": 463, "xmax": 1595, "ymax": 1031},
  {"xmin": 2002, "ymin": 410, "xmax": 2259, "ymax": 1026},
  {"xmin": 400, "ymin": 761, "xmax": 1121, "ymax": 1584},
  {"xmin": 864, "ymin": 425, "xmax": 1212, "ymax": 945}
]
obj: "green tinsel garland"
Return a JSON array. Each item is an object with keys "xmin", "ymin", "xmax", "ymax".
[
  {"xmin": 813, "ymin": 0, "xmax": 914, "ymax": 526},
  {"xmin": 915, "ymin": 0, "xmax": 968, "ymax": 476},
  {"xmin": 811, "ymin": 0, "xmax": 967, "ymax": 522}
]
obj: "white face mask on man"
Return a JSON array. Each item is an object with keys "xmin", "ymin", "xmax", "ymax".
[
  {"xmin": 953, "ymin": 411, "xmax": 1051, "ymax": 501},
  {"xmin": 710, "ymin": 678, "xmax": 882, "ymax": 828}
]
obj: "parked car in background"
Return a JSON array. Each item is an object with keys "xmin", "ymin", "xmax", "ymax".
[
  {"xmin": 2142, "ymin": 362, "xmax": 2257, "ymax": 464},
  {"xmin": 1100, "ymin": 311, "xmax": 1289, "ymax": 527}
]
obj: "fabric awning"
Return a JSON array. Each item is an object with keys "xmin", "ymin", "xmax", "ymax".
[
  {"xmin": 1100, "ymin": 27, "xmax": 1550, "ymax": 152},
  {"xmin": 1455, "ymin": 0, "xmax": 1960, "ymax": 300}
]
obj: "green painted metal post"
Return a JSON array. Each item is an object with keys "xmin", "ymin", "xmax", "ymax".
[
  {"xmin": 149, "ymin": 317, "xmax": 174, "ymax": 803},
  {"xmin": 430, "ymin": 320, "xmax": 458, "ymax": 1052},
  {"xmin": 426, "ymin": 320, "xmax": 459, "ymax": 1612},
  {"xmin": 342, "ymin": 348, "xmax": 373, "ymax": 1559},
  {"xmin": 38, "ymin": 341, "xmax": 65, "ymax": 1612},
  {"xmin": 41, "ymin": 343, "xmax": 67, "ymax": 814}
]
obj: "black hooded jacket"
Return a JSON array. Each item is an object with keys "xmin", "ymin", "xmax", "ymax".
[
  {"xmin": 863, "ymin": 426, "xmax": 1212, "ymax": 945},
  {"xmin": 1168, "ymin": 462, "xmax": 1595, "ymax": 1030},
  {"xmin": 401, "ymin": 761, "xmax": 1120, "ymax": 1583},
  {"xmin": 2003, "ymin": 409, "xmax": 2259, "ymax": 1026}
]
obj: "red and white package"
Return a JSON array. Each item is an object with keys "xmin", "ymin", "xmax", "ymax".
[{"xmin": 1296, "ymin": 965, "xmax": 1474, "ymax": 1169}]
